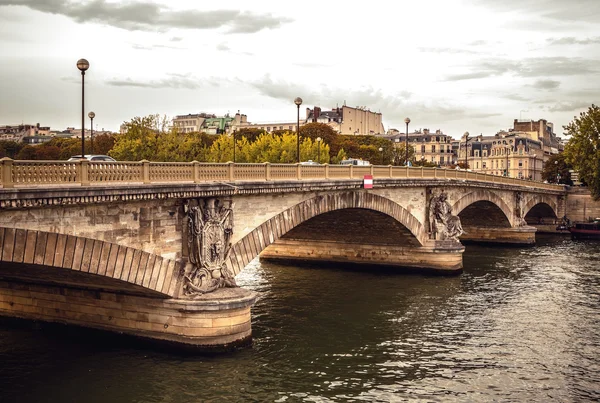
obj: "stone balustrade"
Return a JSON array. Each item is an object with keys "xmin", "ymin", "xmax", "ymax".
[{"xmin": 0, "ymin": 157, "xmax": 561, "ymax": 191}]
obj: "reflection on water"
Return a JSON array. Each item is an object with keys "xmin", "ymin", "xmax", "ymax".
[{"xmin": 0, "ymin": 235, "xmax": 599, "ymax": 402}]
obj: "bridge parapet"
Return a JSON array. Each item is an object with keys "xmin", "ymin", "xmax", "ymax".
[{"xmin": 0, "ymin": 158, "xmax": 563, "ymax": 191}]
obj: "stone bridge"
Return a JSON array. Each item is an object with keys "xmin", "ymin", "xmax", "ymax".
[{"xmin": 0, "ymin": 160, "xmax": 566, "ymax": 350}]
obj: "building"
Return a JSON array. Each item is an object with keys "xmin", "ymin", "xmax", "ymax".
[
  {"xmin": 305, "ymin": 105, "xmax": 385, "ymax": 135},
  {"xmin": 172, "ymin": 113, "xmax": 217, "ymax": 133},
  {"xmin": 382, "ymin": 128, "xmax": 455, "ymax": 166},
  {"xmin": 457, "ymin": 118, "xmax": 561, "ymax": 180},
  {"xmin": 0, "ymin": 124, "xmax": 50, "ymax": 141},
  {"xmin": 459, "ymin": 131, "xmax": 545, "ymax": 180}
]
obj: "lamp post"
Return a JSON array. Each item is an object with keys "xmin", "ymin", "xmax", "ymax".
[
  {"xmin": 555, "ymin": 160, "xmax": 559, "ymax": 183},
  {"xmin": 88, "ymin": 111, "xmax": 95, "ymax": 154},
  {"xmin": 379, "ymin": 147, "xmax": 384, "ymax": 165},
  {"xmin": 316, "ymin": 137, "xmax": 322, "ymax": 164},
  {"xmin": 404, "ymin": 117, "xmax": 410, "ymax": 166},
  {"xmin": 463, "ymin": 132, "xmax": 470, "ymax": 169},
  {"xmin": 294, "ymin": 97, "xmax": 303, "ymax": 163},
  {"xmin": 76, "ymin": 58, "xmax": 89, "ymax": 158}
]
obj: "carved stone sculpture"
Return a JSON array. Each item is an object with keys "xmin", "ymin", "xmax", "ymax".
[
  {"xmin": 429, "ymin": 191, "xmax": 464, "ymax": 241},
  {"xmin": 183, "ymin": 198, "xmax": 237, "ymax": 297},
  {"xmin": 515, "ymin": 191, "xmax": 527, "ymax": 226}
]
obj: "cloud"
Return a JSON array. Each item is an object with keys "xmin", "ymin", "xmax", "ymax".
[
  {"xmin": 105, "ymin": 73, "xmax": 219, "ymax": 89},
  {"xmin": 216, "ymin": 43, "xmax": 230, "ymax": 52},
  {"xmin": 418, "ymin": 47, "xmax": 480, "ymax": 55},
  {"xmin": 443, "ymin": 57, "xmax": 598, "ymax": 81},
  {"xmin": 131, "ymin": 43, "xmax": 183, "ymax": 51},
  {"xmin": 547, "ymin": 36, "xmax": 600, "ymax": 45},
  {"xmin": 504, "ymin": 93, "xmax": 530, "ymax": 102},
  {"xmin": 0, "ymin": 0, "xmax": 293, "ymax": 33},
  {"xmin": 529, "ymin": 79, "xmax": 560, "ymax": 90},
  {"xmin": 471, "ymin": 0, "xmax": 600, "ymax": 23},
  {"xmin": 545, "ymin": 101, "xmax": 592, "ymax": 112},
  {"xmin": 244, "ymin": 75, "xmax": 501, "ymax": 127}
]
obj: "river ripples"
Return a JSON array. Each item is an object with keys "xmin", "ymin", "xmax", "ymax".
[{"xmin": 0, "ymin": 234, "xmax": 598, "ymax": 402}]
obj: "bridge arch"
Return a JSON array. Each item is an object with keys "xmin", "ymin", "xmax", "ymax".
[
  {"xmin": 227, "ymin": 192, "xmax": 426, "ymax": 275},
  {"xmin": 522, "ymin": 194, "xmax": 559, "ymax": 219},
  {"xmin": 0, "ymin": 227, "xmax": 180, "ymax": 298},
  {"xmin": 451, "ymin": 189, "xmax": 514, "ymax": 227}
]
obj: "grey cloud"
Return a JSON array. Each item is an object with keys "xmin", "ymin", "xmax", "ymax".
[
  {"xmin": 443, "ymin": 57, "xmax": 598, "ymax": 81},
  {"xmin": 471, "ymin": 0, "xmax": 600, "ymax": 23},
  {"xmin": 530, "ymin": 79, "xmax": 560, "ymax": 90},
  {"xmin": 547, "ymin": 36, "xmax": 600, "ymax": 45},
  {"xmin": 546, "ymin": 101, "xmax": 591, "ymax": 112},
  {"xmin": 105, "ymin": 73, "xmax": 219, "ymax": 89},
  {"xmin": 0, "ymin": 0, "xmax": 293, "ymax": 33},
  {"xmin": 504, "ymin": 93, "xmax": 530, "ymax": 102},
  {"xmin": 244, "ymin": 75, "xmax": 500, "ymax": 130}
]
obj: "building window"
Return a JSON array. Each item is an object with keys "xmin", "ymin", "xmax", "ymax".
[
  {"xmin": 432, "ymin": 145, "xmax": 436, "ymax": 153},
  {"xmin": 475, "ymin": 150, "xmax": 479, "ymax": 157},
  {"xmin": 440, "ymin": 156, "xmax": 444, "ymax": 164},
  {"xmin": 519, "ymin": 160, "xmax": 523, "ymax": 167},
  {"xmin": 483, "ymin": 162, "xmax": 487, "ymax": 169},
  {"xmin": 421, "ymin": 145, "xmax": 425, "ymax": 152},
  {"xmin": 476, "ymin": 162, "xmax": 479, "ymax": 169}
]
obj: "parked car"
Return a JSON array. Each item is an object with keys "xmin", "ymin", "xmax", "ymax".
[
  {"xmin": 68, "ymin": 155, "xmax": 116, "ymax": 162},
  {"xmin": 300, "ymin": 160, "xmax": 320, "ymax": 165}
]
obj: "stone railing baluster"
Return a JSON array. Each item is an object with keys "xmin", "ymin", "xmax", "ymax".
[{"xmin": 1, "ymin": 157, "xmax": 14, "ymax": 188}]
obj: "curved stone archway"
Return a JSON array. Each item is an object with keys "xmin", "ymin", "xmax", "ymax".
[
  {"xmin": 451, "ymin": 189, "xmax": 514, "ymax": 227},
  {"xmin": 522, "ymin": 194, "xmax": 559, "ymax": 219},
  {"xmin": 0, "ymin": 227, "xmax": 179, "ymax": 297},
  {"xmin": 227, "ymin": 192, "xmax": 426, "ymax": 275}
]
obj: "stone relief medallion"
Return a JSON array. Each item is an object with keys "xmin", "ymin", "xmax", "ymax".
[
  {"xmin": 182, "ymin": 198, "xmax": 237, "ymax": 297},
  {"xmin": 428, "ymin": 190, "xmax": 464, "ymax": 241}
]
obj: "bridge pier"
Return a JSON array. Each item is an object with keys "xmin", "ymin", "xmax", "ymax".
[
  {"xmin": 460, "ymin": 226, "xmax": 537, "ymax": 245},
  {"xmin": 0, "ymin": 279, "xmax": 257, "ymax": 351},
  {"xmin": 259, "ymin": 238, "xmax": 465, "ymax": 273}
]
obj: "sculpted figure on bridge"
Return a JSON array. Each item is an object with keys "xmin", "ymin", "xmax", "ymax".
[
  {"xmin": 429, "ymin": 191, "xmax": 464, "ymax": 241},
  {"xmin": 515, "ymin": 191, "xmax": 527, "ymax": 226},
  {"xmin": 183, "ymin": 198, "xmax": 237, "ymax": 297}
]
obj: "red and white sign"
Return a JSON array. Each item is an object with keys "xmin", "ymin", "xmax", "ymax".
[{"xmin": 363, "ymin": 175, "xmax": 373, "ymax": 189}]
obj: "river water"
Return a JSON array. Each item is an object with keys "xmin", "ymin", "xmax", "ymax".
[{"xmin": 0, "ymin": 235, "xmax": 599, "ymax": 402}]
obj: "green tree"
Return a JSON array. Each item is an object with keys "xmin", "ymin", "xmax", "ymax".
[
  {"xmin": 331, "ymin": 149, "xmax": 348, "ymax": 164},
  {"xmin": 542, "ymin": 154, "xmax": 572, "ymax": 185},
  {"xmin": 0, "ymin": 141, "xmax": 24, "ymax": 158},
  {"xmin": 110, "ymin": 114, "xmax": 169, "ymax": 161},
  {"xmin": 563, "ymin": 104, "xmax": 600, "ymax": 198},
  {"xmin": 299, "ymin": 122, "xmax": 338, "ymax": 146},
  {"xmin": 392, "ymin": 143, "xmax": 416, "ymax": 166}
]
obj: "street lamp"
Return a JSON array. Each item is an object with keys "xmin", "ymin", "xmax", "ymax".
[
  {"xmin": 316, "ymin": 137, "xmax": 322, "ymax": 164},
  {"xmin": 404, "ymin": 117, "xmax": 410, "ymax": 166},
  {"xmin": 294, "ymin": 97, "xmax": 303, "ymax": 163},
  {"xmin": 379, "ymin": 147, "xmax": 384, "ymax": 165},
  {"xmin": 76, "ymin": 58, "xmax": 89, "ymax": 158},
  {"xmin": 463, "ymin": 132, "xmax": 470, "ymax": 169},
  {"xmin": 88, "ymin": 111, "xmax": 95, "ymax": 154},
  {"xmin": 555, "ymin": 160, "xmax": 560, "ymax": 183}
]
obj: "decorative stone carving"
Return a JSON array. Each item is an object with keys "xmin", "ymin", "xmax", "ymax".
[
  {"xmin": 515, "ymin": 191, "xmax": 527, "ymax": 226},
  {"xmin": 429, "ymin": 190, "xmax": 464, "ymax": 241},
  {"xmin": 183, "ymin": 198, "xmax": 237, "ymax": 297}
]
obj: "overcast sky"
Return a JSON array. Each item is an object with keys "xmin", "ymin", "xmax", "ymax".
[{"xmin": 1, "ymin": 0, "xmax": 599, "ymax": 137}]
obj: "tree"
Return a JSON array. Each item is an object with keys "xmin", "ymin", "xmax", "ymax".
[
  {"xmin": 110, "ymin": 114, "xmax": 170, "ymax": 161},
  {"xmin": 542, "ymin": 154, "xmax": 572, "ymax": 185},
  {"xmin": 391, "ymin": 143, "xmax": 416, "ymax": 166},
  {"xmin": 299, "ymin": 122, "xmax": 338, "ymax": 145},
  {"xmin": 563, "ymin": 104, "xmax": 600, "ymax": 198}
]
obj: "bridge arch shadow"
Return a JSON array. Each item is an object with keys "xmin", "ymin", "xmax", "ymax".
[
  {"xmin": 0, "ymin": 227, "xmax": 180, "ymax": 298},
  {"xmin": 452, "ymin": 190, "xmax": 513, "ymax": 228},
  {"xmin": 523, "ymin": 195, "xmax": 559, "ymax": 224},
  {"xmin": 227, "ymin": 192, "xmax": 426, "ymax": 275}
]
